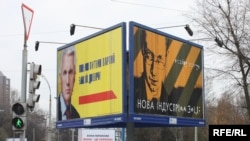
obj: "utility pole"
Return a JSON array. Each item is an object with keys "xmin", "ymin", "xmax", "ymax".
[
  {"xmin": 20, "ymin": 3, "xmax": 34, "ymax": 141},
  {"xmin": 71, "ymin": 129, "xmax": 75, "ymax": 141},
  {"xmin": 19, "ymin": 26, "xmax": 28, "ymax": 141}
]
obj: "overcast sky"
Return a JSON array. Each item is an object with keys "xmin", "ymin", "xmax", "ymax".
[{"xmin": 0, "ymin": 0, "xmax": 198, "ymax": 119}]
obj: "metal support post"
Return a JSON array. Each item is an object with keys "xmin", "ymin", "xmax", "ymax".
[
  {"xmin": 20, "ymin": 32, "xmax": 28, "ymax": 141},
  {"xmin": 41, "ymin": 74, "xmax": 52, "ymax": 141},
  {"xmin": 126, "ymin": 122, "xmax": 134, "ymax": 141},
  {"xmin": 194, "ymin": 127, "xmax": 197, "ymax": 141},
  {"xmin": 20, "ymin": 3, "xmax": 34, "ymax": 141}
]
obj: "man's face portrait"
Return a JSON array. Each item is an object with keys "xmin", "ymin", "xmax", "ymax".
[
  {"xmin": 143, "ymin": 33, "xmax": 167, "ymax": 97},
  {"xmin": 60, "ymin": 53, "xmax": 75, "ymax": 105}
]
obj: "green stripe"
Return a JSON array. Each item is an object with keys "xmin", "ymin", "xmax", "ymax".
[
  {"xmin": 177, "ymin": 51, "xmax": 202, "ymax": 116},
  {"xmin": 188, "ymin": 93, "xmax": 203, "ymax": 118},
  {"xmin": 164, "ymin": 43, "xmax": 192, "ymax": 95}
]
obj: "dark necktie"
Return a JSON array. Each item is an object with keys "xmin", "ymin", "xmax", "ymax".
[{"xmin": 65, "ymin": 106, "xmax": 70, "ymax": 120}]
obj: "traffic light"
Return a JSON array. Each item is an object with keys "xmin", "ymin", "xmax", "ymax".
[
  {"xmin": 28, "ymin": 62, "xmax": 42, "ymax": 110},
  {"xmin": 12, "ymin": 102, "xmax": 27, "ymax": 131}
]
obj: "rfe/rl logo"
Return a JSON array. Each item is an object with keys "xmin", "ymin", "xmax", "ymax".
[{"xmin": 213, "ymin": 129, "xmax": 247, "ymax": 136}]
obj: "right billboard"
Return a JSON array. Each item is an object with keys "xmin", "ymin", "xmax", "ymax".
[{"xmin": 129, "ymin": 21, "xmax": 205, "ymax": 127}]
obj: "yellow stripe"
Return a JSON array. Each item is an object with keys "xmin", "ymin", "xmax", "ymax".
[
  {"xmin": 195, "ymin": 71, "xmax": 202, "ymax": 88},
  {"xmin": 165, "ymin": 40, "xmax": 183, "ymax": 77}
]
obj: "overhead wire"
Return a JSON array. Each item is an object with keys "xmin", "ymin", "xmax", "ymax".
[{"xmin": 111, "ymin": 0, "xmax": 188, "ymax": 12}]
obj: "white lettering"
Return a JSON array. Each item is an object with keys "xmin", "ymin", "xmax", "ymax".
[
  {"xmin": 213, "ymin": 129, "xmax": 220, "ymax": 136},
  {"xmin": 136, "ymin": 99, "xmax": 201, "ymax": 115}
]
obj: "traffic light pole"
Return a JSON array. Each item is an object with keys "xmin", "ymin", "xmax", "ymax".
[
  {"xmin": 20, "ymin": 31, "xmax": 28, "ymax": 141},
  {"xmin": 21, "ymin": 33, "xmax": 27, "ymax": 106},
  {"xmin": 20, "ymin": 4, "xmax": 34, "ymax": 141}
]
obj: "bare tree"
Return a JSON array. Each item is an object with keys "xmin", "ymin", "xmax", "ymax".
[
  {"xmin": 187, "ymin": 0, "xmax": 250, "ymax": 120},
  {"xmin": 26, "ymin": 108, "xmax": 47, "ymax": 141},
  {"xmin": 212, "ymin": 92, "xmax": 248, "ymax": 124}
]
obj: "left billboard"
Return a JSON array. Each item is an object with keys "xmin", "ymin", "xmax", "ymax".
[{"xmin": 56, "ymin": 22, "xmax": 127, "ymax": 128}]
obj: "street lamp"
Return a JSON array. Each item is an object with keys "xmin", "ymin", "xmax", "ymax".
[
  {"xmin": 41, "ymin": 74, "xmax": 52, "ymax": 141},
  {"xmin": 188, "ymin": 37, "xmax": 213, "ymax": 41},
  {"xmin": 54, "ymin": 97, "xmax": 60, "ymax": 141},
  {"xmin": 35, "ymin": 41, "xmax": 67, "ymax": 51},
  {"xmin": 70, "ymin": 24, "xmax": 103, "ymax": 36},
  {"xmin": 69, "ymin": 23, "xmax": 193, "ymax": 36},
  {"xmin": 156, "ymin": 24, "xmax": 193, "ymax": 36},
  {"xmin": 214, "ymin": 37, "xmax": 223, "ymax": 47},
  {"xmin": 34, "ymin": 40, "xmax": 67, "ymax": 141},
  {"xmin": 190, "ymin": 37, "xmax": 223, "ymax": 46}
]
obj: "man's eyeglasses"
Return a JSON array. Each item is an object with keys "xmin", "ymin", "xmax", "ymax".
[{"xmin": 143, "ymin": 47, "xmax": 166, "ymax": 69}]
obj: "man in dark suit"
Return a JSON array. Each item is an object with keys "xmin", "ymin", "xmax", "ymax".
[
  {"xmin": 133, "ymin": 28, "xmax": 204, "ymax": 118},
  {"xmin": 133, "ymin": 29, "xmax": 171, "ymax": 115},
  {"xmin": 57, "ymin": 45, "xmax": 80, "ymax": 120}
]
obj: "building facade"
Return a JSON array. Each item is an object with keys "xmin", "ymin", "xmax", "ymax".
[{"xmin": 0, "ymin": 71, "xmax": 10, "ymax": 112}]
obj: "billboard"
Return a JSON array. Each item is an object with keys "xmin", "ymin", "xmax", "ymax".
[
  {"xmin": 129, "ymin": 21, "xmax": 205, "ymax": 127},
  {"xmin": 56, "ymin": 22, "xmax": 127, "ymax": 128}
]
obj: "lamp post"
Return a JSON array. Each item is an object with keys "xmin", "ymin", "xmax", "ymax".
[
  {"xmin": 70, "ymin": 24, "xmax": 103, "ymax": 36},
  {"xmin": 41, "ymin": 74, "xmax": 52, "ymax": 141},
  {"xmin": 35, "ymin": 41, "xmax": 67, "ymax": 51},
  {"xmin": 189, "ymin": 37, "xmax": 213, "ymax": 41},
  {"xmin": 188, "ymin": 37, "xmax": 222, "ymax": 141},
  {"xmin": 156, "ymin": 24, "xmax": 194, "ymax": 36},
  {"xmin": 70, "ymin": 128, "xmax": 75, "ymax": 141},
  {"xmin": 214, "ymin": 37, "xmax": 224, "ymax": 47},
  {"xmin": 189, "ymin": 37, "xmax": 225, "ymax": 47},
  {"xmin": 54, "ymin": 96, "xmax": 60, "ymax": 141},
  {"xmin": 34, "ymin": 41, "xmax": 67, "ymax": 141},
  {"xmin": 69, "ymin": 23, "xmax": 193, "ymax": 36}
]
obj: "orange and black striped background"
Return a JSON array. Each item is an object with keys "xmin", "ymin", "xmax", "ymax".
[{"xmin": 133, "ymin": 26, "xmax": 203, "ymax": 118}]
